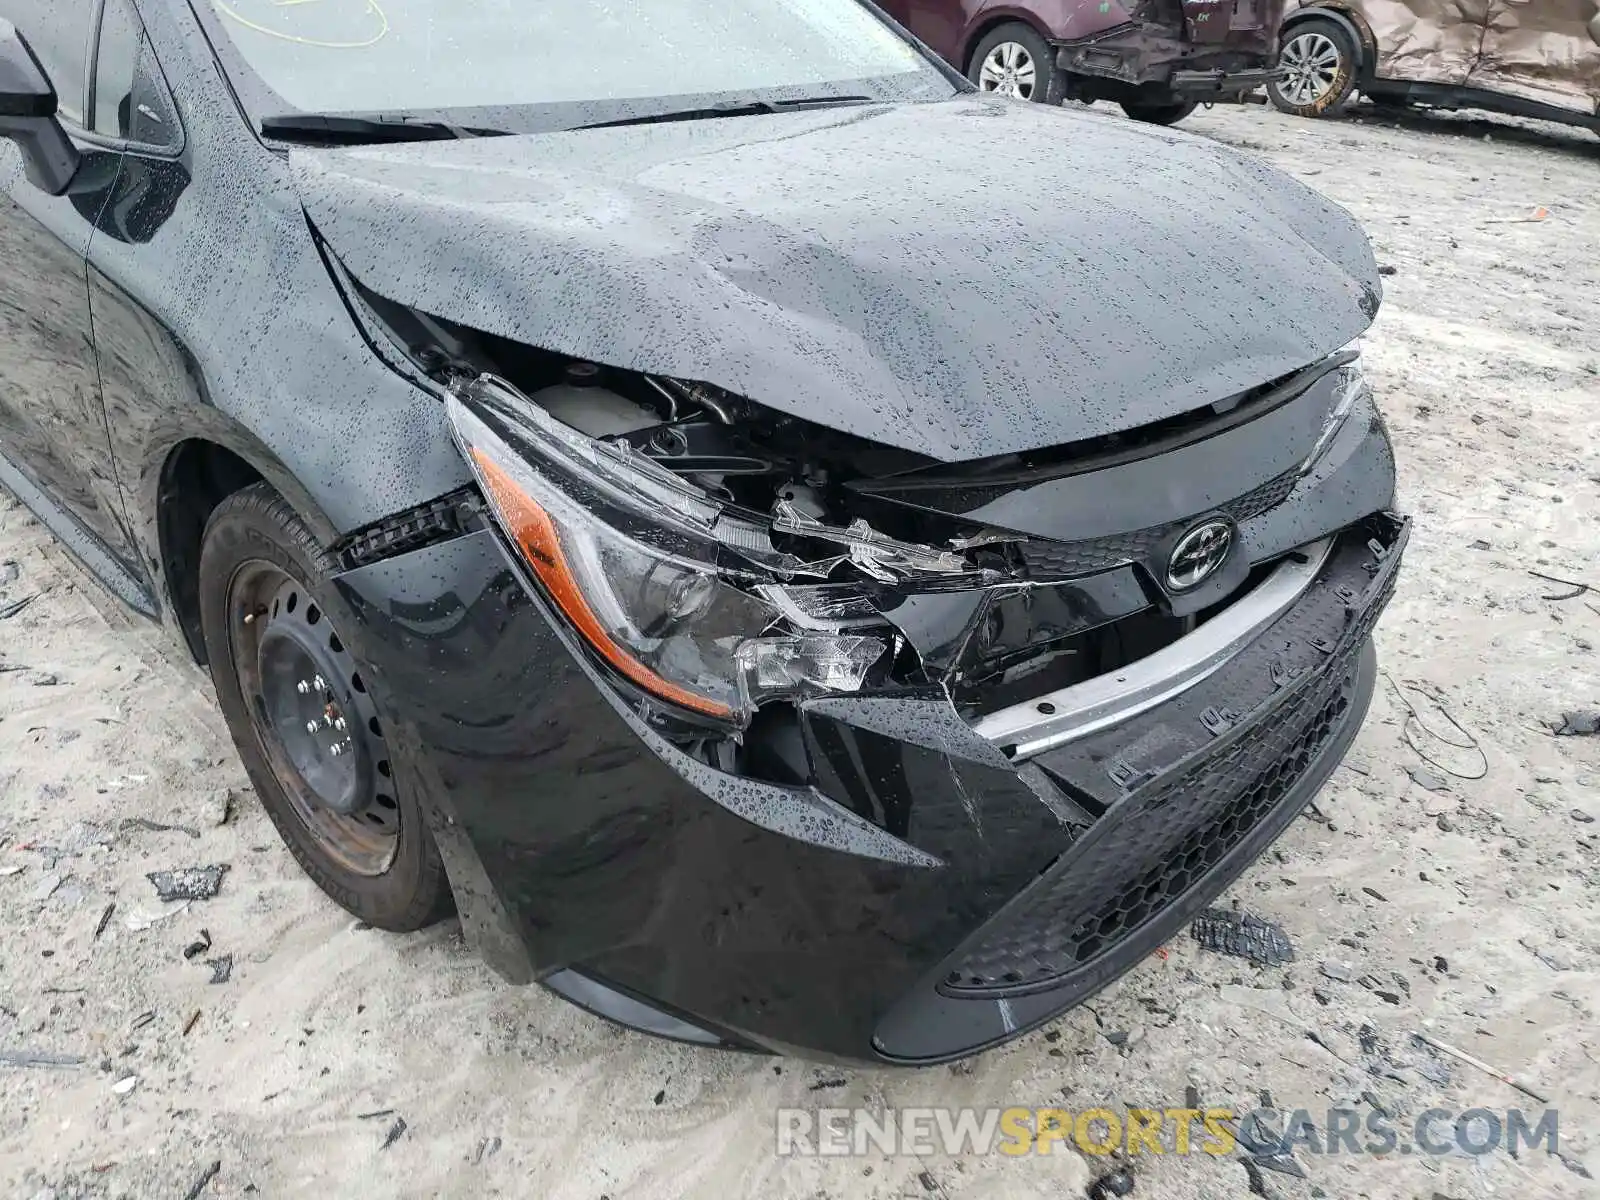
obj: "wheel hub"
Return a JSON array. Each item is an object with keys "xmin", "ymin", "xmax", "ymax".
[
  {"xmin": 1280, "ymin": 32, "xmax": 1340, "ymax": 105},
  {"xmin": 258, "ymin": 624, "xmax": 365, "ymax": 814},
  {"xmin": 231, "ymin": 565, "xmax": 400, "ymax": 876},
  {"xmin": 979, "ymin": 43, "xmax": 1037, "ymax": 100}
]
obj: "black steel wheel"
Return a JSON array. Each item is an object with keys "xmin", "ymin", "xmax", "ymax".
[
  {"xmin": 199, "ymin": 484, "xmax": 452, "ymax": 930},
  {"xmin": 234, "ymin": 565, "xmax": 398, "ymax": 875}
]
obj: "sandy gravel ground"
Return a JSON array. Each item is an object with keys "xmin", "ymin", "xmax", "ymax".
[{"xmin": 1, "ymin": 102, "xmax": 1598, "ymax": 1200}]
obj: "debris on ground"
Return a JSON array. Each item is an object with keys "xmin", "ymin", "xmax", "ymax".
[
  {"xmin": 0, "ymin": 1048, "xmax": 85, "ymax": 1068},
  {"xmin": 207, "ymin": 955, "xmax": 233, "ymax": 984},
  {"xmin": 1241, "ymin": 1157, "xmax": 1272, "ymax": 1197},
  {"xmin": 474, "ymin": 1136, "xmax": 502, "ymax": 1164},
  {"xmin": 0, "ymin": 594, "xmax": 38, "ymax": 619},
  {"xmin": 205, "ymin": 788, "xmax": 236, "ymax": 827},
  {"xmin": 1484, "ymin": 204, "xmax": 1550, "ymax": 224},
  {"xmin": 381, "ymin": 1117, "xmax": 408, "ymax": 1150},
  {"xmin": 121, "ymin": 816, "xmax": 202, "ymax": 840},
  {"xmin": 93, "ymin": 901, "xmax": 115, "ymax": 938},
  {"xmin": 1530, "ymin": 569, "xmax": 1594, "ymax": 601},
  {"xmin": 111, "ymin": 1075, "xmax": 139, "ymax": 1095},
  {"xmin": 146, "ymin": 864, "xmax": 229, "ymax": 902},
  {"xmin": 1088, "ymin": 1169, "xmax": 1136, "ymax": 1198},
  {"xmin": 183, "ymin": 929, "xmax": 213, "ymax": 960},
  {"xmin": 182, "ymin": 1010, "xmax": 201, "ymax": 1036},
  {"xmin": 1410, "ymin": 1031, "xmax": 1548, "ymax": 1103},
  {"xmin": 32, "ymin": 872, "xmax": 64, "ymax": 902},
  {"xmin": 1251, "ymin": 1153, "xmax": 1307, "ymax": 1179},
  {"xmin": 1191, "ymin": 909, "xmax": 1295, "ymax": 966},
  {"xmin": 1551, "ymin": 711, "xmax": 1600, "ymax": 737},
  {"xmin": 1556, "ymin": 1151, "xmax": 1594, "ymax": 1180},
  {"xmin": 181, "ymin": 1159, "xmax": 222, "ymax": 1200},
  {"xmin": 126, "ymin": 901, "xmax": 191, "ymax": 931},
  {"xmin": 1385, "ymin": 676, "xmax": 1489, "ymax": 780},
  {"xmin": 1405, "ymin": 767, "xmax": 1449, "ymax": 792}
]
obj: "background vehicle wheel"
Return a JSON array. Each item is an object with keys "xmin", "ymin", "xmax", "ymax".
[
  {"xmin": 969, "ymin": 23, "xmax": 1053, "ymax": 102},
  {"xmin": 199, "ymin": 484, "xmax": 453, "ymax": 931},
  {"xmin": 1269, "ymin": 18, "xmax": 1359, "ymax": 117},
  {"xmin": 1120, "ymin": 99, "xmax": 1199, "ymax": 126}
]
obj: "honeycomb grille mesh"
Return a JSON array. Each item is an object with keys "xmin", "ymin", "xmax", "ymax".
[
  {"xmin": 1019, "ymin": 468, "xmax": 1299, "ymax": 580},
  {"xmin": 940, "ymin": 555, "xmax": 1396, "ymax": 997},
  {"xmin": 944, "ymin": 672, "xmax": 1350, "ymax": 993}
]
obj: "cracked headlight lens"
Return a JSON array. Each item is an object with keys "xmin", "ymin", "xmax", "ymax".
[{"xmin": 449, "ymin": 395, "xmax": 885, "ymax": 722}]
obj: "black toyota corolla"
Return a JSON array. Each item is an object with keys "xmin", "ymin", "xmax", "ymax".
[{"xmin": 0, "ymin": 0, "xmax": 1405, "ymax": 1062}]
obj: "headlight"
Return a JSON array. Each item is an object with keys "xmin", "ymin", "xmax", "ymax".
[
  {"xmin": 1299, "ymin": 342, "xmax": 1370, "ymax": 476},
  {"xmin": 448, "ymin": 393, "xmax": 885, "ymax": 722}
]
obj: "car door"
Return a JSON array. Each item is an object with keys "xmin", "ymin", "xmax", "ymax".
[
  {"xmin": 1467, "ymin": 0, "xmax": 1600, "ymax": 113},
  {"xmin": 1351, "ymin": 0, "xmax": 1481, "ymax": 86},
  {"xmin": 0, "ymin": 0, "xmax": 142, "ymax": 583}
]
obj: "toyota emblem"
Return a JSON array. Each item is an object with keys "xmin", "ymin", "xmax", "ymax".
[{"xmin": 1166, "ymin": 520, "xmax": 1234, "ymax": 591}]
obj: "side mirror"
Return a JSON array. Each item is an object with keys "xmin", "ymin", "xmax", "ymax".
[{"xmin": 0, "ymin": 18, "xmax": 80, "ymax": 195}]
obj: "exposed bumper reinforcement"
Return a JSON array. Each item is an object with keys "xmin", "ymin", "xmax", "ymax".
[{"xmin": 974, "ymin": 538, "xmax": 1333, "ymax": 760}]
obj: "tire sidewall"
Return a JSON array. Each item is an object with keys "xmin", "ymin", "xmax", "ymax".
[
  {"xmin": 198, "ymin": 486, "xmax": 448, "ymax": 930},
  {"xmin": 968, "ymin": 23, "xmax": 1055, "ymax": 103},
  {"xmin": 1120, "ymin": 98, "xmax": 1200, "ymax": 125},
  {"xmin": 1270, "ymin": 18, "xmax": 1359, "ymax": 117}
]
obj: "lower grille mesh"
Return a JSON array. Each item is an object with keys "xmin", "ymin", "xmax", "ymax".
[{"xmin": 939, "ymin": 548, "xmax": 1396, "ymax": 998}]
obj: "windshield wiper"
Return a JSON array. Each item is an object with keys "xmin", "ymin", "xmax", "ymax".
[
  {"xmin": 571, "ymin": 95, "xmax": 879, "ymax": 131},
  {"xmin": 260, "ymin": 112, "xmax": 510, "ymax": 144}
]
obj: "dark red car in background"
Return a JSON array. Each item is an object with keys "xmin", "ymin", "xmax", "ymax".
[{"xmin": 878, "ymin": 0, "xmax": 1287, "ymax": 124}]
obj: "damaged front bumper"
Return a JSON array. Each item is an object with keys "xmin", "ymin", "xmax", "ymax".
[{"xmin": 329, "ymin": 366, "xmax": 1406, "ymax": 1061}]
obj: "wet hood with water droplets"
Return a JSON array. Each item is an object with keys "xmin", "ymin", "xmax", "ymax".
[{"xmin": 291, "ymin": 97, "xmax": 1380, "ymax": 463}]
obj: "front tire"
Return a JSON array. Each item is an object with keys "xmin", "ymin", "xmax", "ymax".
[
  {"xmin": 198, "ymin": 484, "xmax": 453, "ymax": 931},
  {"xmin": 969, "ymin": 23, "xmax": 1054, "ymax": 103},
  {"xmin": 1120, "ymin": 98, "xmax": 1200, "ymax": 126},
  {"xmin": 1269, "ymin": 18, "xmax": 1359, "ymax": 117}
]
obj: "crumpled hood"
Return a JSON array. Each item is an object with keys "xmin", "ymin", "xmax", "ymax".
[{"xmin": 292, "ymin": 97, "xmax": 1380, "ymax": 462}]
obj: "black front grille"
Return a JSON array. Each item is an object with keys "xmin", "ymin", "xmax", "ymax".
[
  {"xmin": 1019, "ymin": 468, "xmax": 1299, "ymax": 580},
  {"xmin": 939, "ymin": 518, "xmax": 1404, "ymax": 999},
  {"xmin": 1018, "ymin": 525, "xmax": 1168, "ymax": 580},
  {"xmin": 942, "ymin": 658, "xmax": 1354, "ymax": 994}
]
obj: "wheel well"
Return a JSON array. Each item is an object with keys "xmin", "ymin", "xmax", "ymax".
[
  {"xmin": 159, "ymin": 440, "xmax": 263, "ymax": 665},
  {"xmin": 963, "ymin": 15, "xmax": 1049, "ymax": 73},
  {"xmin": 1282, "ymin": 5, "xmax": 1375, "ymax": 71}
]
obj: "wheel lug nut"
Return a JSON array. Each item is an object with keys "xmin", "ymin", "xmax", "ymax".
[
  {"xmin": 313, "ymin": 675, "xmax": 327, "ymax": 690},
  {"xmin": 296, "ymin": 680, "xmax": 310, "ymax": 695},
  {"xmin": 305, "ymin": 721, "xmax": 318, "ymax": 734},
  {"xmin": 333, "ymin": 718, "xmax": 346, "ymax": 731},
  {"xmin": 330, "ymin": 743, "xmax": 344, "ymax": 757}
]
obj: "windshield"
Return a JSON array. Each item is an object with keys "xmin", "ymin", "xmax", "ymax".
[{"xmin": 199, "ymin": 0, "xmax": 953, "ymax": 130}]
